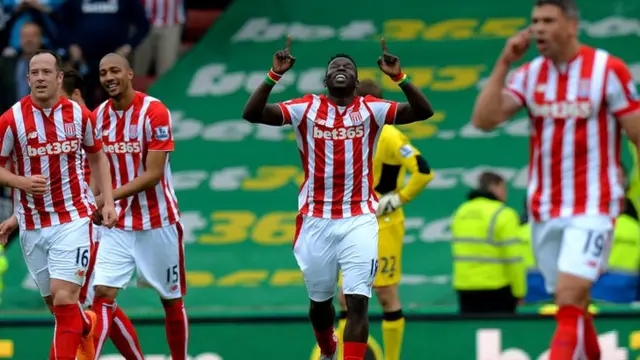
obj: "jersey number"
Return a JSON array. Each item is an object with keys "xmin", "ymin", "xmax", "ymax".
[
  {"xmin": 166, "ymin": 265, "xmax": 179, "ymax": 284},
  {"xmin": 583, "ymin": 230, "xmax": 606, "ymax": 258},
  {"xmin": 75, "ymin": 248, "xmax": 89, "ymax": 268},
  {"xmin": 379, "ymin": 256, "xmax": 397, "ymax": 277}
]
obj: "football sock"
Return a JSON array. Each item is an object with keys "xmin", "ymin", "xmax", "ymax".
[
  {"xmin": 382, "ymin": 310, "xmax": 405, "ymax": 360},
  {"xmin": 583, "ymin": 313, "xmax": 601, "ymax": 360},
  {"xmin": 313, "ymin": 325, "xmax": 337, "ymax": 356},
  {"xmin": 344, "ymin": 341, "xmax": 367, "ymax": 360},
  {"xmin": 549, "ymin": 305, "xmax": 585, "ymax": 360},
  {"xmin": 163, "ymin": 299, "xmax": 189, "ymax": 360},
  {"xmin": 51, "ymin": 304, "xmax": 83, "ymax": 360},
  {"xmin": 92, "ymin": 297, "xmax": 115, "ymax": 358},
  {"xmin": 110, "ymin": 306, "xmax": 144, "ymax": 359}
]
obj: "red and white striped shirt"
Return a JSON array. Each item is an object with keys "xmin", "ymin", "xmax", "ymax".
[
  {"xmin": 505, "ymin": 46, "xmax": 640, "ymax": 222},
  {"xmin": 142, "ymin": 0, "xmax": 185, "ymax": 26},
  {"xmin": 279, "ymin": 94, "xmax": 398, "ymax": 219},
  {"xmin": 93, "ymin": 92, "xmax": 180, "ymax": 231},
  {"xmin": 0, "ymin": 96, "xmax": 101, "ymax": 230}
]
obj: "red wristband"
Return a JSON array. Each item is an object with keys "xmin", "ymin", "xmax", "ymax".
[
  {"xmin": 268, "ymin": 69, "xmax": 283, "ymax": 82},
  {"xmin": 390, "ymin": 72, "xmax": 405, "ymax": 83}
]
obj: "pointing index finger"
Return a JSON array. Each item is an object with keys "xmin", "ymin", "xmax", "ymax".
[
  {"xmin": 381, "ymin": 38, "xmax": 387, "ymax": 54},
  {"xmin": 285, "ymin": 35, "xmax": 291, "ymax": 52}
]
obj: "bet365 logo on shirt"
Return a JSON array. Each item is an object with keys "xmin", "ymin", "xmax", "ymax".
[
  {"xmin": 313, "ymin": 125, "xmax": 365, "ymax": 140},
  {"xmin": 27, "ymin": 140, "xmax": 79, "ymax": 156}
]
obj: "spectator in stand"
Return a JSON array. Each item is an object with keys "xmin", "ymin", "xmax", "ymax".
[
  {"xmin": 2, "ymin": 0, "xmax": 65, "ymax": 51},
  {"xmin": 134, "ymin": 0, "xmax": 185, "ymax": 77},
  {"xmin": 0, "ymin": 21, "xmax": 43, "ymax": 113},
  {"xmin": 57, "ymin": 0, "xmax": 149, "ymax": 108}
]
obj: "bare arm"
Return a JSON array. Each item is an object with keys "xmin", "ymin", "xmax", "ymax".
[
  {"xmin": 471, "ymin": 60, "xmax": 523, "ymax": 131},
  {"xmin": 394, "ymin": 82, "xmax": 434, "ymax": 124},
  {"xmin": 86, "ymin": 151, "xmax": 114, "ymax": 206},
  {"xmin": 113, "ymin": 151, "xmax": 166, "ymax": 201},
  {"xmin": 242, "ymin": 36, "xmax": 296, "ymax": 126},
  {"xmin": 241, "ymin": 82, "xmax": 285, "ymax": 126}
]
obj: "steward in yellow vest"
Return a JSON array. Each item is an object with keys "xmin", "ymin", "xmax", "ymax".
[{"xmin": 451, "ymin": 172, "xmax": 525, "ymax": 314}]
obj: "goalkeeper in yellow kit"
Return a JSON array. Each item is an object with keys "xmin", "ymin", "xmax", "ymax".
[{"xmin": 337, "ymin": 79, "xmax": 434, "ymax": 360}]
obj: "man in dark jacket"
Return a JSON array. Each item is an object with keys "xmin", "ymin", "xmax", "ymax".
[{"xmin": 57, "ymin": 0, "xmax": 149, "ymax": 108}]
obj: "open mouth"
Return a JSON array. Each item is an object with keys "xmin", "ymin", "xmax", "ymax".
[
  {"xmin": 106, "ymin": 83, "xmax": 118, "ymax": 91},
  {"xmin": 35, "ymin": 84, "xmax": 47, "ymax": 91},
  {"xmin": 335, "ymin": 74, "xmax": 347, "ymax": 82}
]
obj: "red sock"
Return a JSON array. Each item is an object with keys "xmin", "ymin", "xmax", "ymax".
[
  {"xmin": 163, "ymin": 299, "xmax": 189, "ymax": 360},
  {"xmin": 110, "ymin": 305, "xmax": 144, "ymax": 360},
  {"xmin": 549, "ymin": 305, "xmax": 586, "ymax": 360},
  {"xmin": 51, "ymin": 304, "xmax": 83, "ymax": 360},
  {"xmin": 583, "ymin": 314, "xmax": 601, "ymax": 360},
  {"xmin": 92, "ymin": 297, "xmax": 115, "ymax": 358},
  {"xmin": 313, "ymin": 325, "xmax": 337, "ymax": 356},
  {"xmin": 344, "ymin": 341, "xmax": 367, "ymax": 360}
]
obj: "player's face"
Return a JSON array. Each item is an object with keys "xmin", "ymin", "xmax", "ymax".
[
  {"xmin": 325, "ymin": 57, "xmax": 357, "ymax": 91},
  {"xmin": 28, "ymin": 54, "xmax": 62, "ymax": 102},
  {"xmin": 99, "ymin": 61, "xmax": 133, "ymax": 98},
  {"xmin": 531, "ymin": 5, "xmax": 577, "ymax": 58}
]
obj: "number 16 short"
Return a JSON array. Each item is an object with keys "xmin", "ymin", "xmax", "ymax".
[{"xmin": 19, "ymin": 217, "xmax": 92, "ymax": 297}]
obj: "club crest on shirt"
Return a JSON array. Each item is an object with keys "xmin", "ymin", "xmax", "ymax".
[
  {"xmin": 578, "ymin": 79, "xmax": 591, "ymax": 98},
  {"xmin": 129, "ymin": 124, "xmax": 138, "ymax": 139},
  {"xmin": 349, "ymin": 112, "xmax": 363, "ymax": 125},
  {"xmin": 64, "ymin": 123, "xmax": 76, "ymax": 138}
]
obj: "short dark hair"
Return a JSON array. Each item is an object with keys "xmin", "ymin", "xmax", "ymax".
[
  {"xmin": 478, "ymin": 171, "xmax": 504, "ymax": 191},
  {"xmin": 327, "ymin": 53, "xmax": 358, "ymax": 75},
  {"xmin": 62, "ymin": 69, "xmax": 85, "ymax": 98},
  {"xmin": 534, "ymin": 0, "xmax": 579, "ymax": 19},
  {"xmin": 356, "ymin": 79, "xmax": 382, "ymax": 98},
  {"xmin": 29, "ymin": 49, "xmax": 62, "ymax": 71}
]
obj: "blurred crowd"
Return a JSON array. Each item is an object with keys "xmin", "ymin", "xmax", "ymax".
[{"xmin": 0, "ymin": 0, "xmax": 190, "ymax": 111}]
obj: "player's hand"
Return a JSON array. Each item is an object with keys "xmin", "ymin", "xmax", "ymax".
[
  {"xmin": 272, "ymin": 35, "xmax": 296, "ymax": 74},
  {"xmin": 94, "ymin": 194, "xmax": 104, "ymax": 210},
  {"xmin": 101, "ymin": 203, "xmax": 117, "ymax": 229},
  {"xmin": 91, "ymin": 210, "xmax": 103, "ymax": 226},
  {"xmin": 0, "ymin": 216, "xmax": 18, "ymax": 246},
  {"xmin": 377, "ymin": 38, "xmax": 402, "ymax": 78},
  {"xmin": 20, "ymin": 175, "xmax": 47, "ymax": 195},
  {"xmin": 500, "ymin": 28, "xmax": 531, "ymax": 64},
  {"xmin": 376, "ymin": 193, "xmax": 403, "ymax": 216}
]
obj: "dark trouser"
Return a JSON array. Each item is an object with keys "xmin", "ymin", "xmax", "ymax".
[{"xmin": 457, "ymin": 285, "xmax": 518, "ymax": 314}]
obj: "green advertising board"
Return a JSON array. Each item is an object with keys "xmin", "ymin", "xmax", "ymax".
[
  {"xmin": 2, "ymin": 316, "xmax": 640, "ymax": 359},
  {"xmin": 1, "ymin": 0, "xmax": 640, "ymax": 314}
]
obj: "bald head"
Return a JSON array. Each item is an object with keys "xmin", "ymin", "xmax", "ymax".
[{"xmin": 100, "ymin": 52, "xmax": 131, "ymax": 70}]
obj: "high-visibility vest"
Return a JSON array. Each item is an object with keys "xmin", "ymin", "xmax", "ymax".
[{"xmin": 451, "ymin": 196, "xmax": 526, "ymax": 298}]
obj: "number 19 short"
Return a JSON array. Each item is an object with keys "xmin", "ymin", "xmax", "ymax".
[
  {"xmin": 294, "ymin": 213, "xmax": 379, "ymax": 302},
  {"xmin": 19, "ymin": 217, "xmax": 92, "ymax": 297},
  {"xmin": 92, "ymin": 223, "xmax": 186, "ymax": 299},
  {"xmin": 531, "ymin": 214, "xmax": 613, "ymax": 293}
]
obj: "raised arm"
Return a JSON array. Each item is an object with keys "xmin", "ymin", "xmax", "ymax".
[
  {"xmin": 471, "ymin": 29, "xmax": 530, "ymax": 131},
  {"xmin": 242, "ymin": 36, "xmax": 296, "ymax": 126},
  {"xmin": 377, "ymin": 39, "xmax": 433, "ymax": 124}
]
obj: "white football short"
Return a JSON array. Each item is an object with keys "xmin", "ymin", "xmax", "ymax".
[
  {"xmin": 20, "ymin": 217, "xmax": 92, "ymax": 297},
  {"xmin": 92, "ymin": 223, "xmax": 186, "ymax": 299},
  {"xmin": 294, "ymin": 213, "xmax": 379, "ymax": 302},
  {"xmin": 80, "ymin": 225, "xmax": 102, "ymax": 308},
  {"xmin": 531, "ymin": 214, "xmax": 613, "ymax": 293}
]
